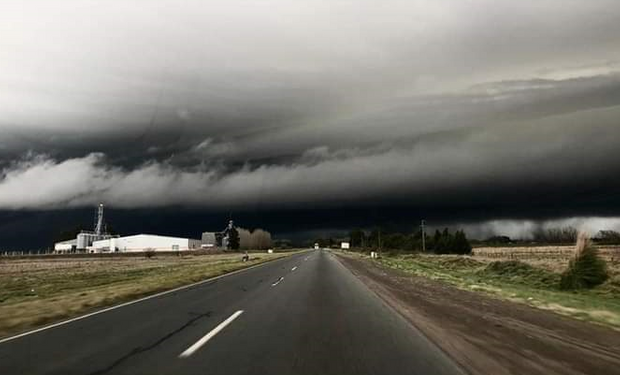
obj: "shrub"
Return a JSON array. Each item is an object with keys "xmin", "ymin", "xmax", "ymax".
[
  {"xmin": 560, "ymin": 232, "xmax": 608, "ymax": 290},
  {"xmin": 144, "ymin": 248, "xmax": 156, "ymax": 259}
]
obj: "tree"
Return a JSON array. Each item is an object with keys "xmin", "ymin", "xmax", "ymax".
[
  {"xmin": 368, "ymin": 228, "xmax": 384, "ymax": 249},
  {"xmin": 595, "ymin": 230, "xmax": 620, "ymax": 245},
  {"xmin": 434, "ymin": 228, "xmax": 454, "ymax": 254},
  {"xmin": 485, "ymin": 235, "xmax": 512, "ymax": 245},
  {"xmin": 349, "ymin": 229, "xmax": 365, "ymax": 248},
  {"xmin": 430, "ymin": 230, "xmax": 441, "ymax": 252},
  {"xmin": 533, "ymin": 226, "xmax": 577, "ymax": 244},
  {"xmin": 427, "ymin": 228, "xmax": 471, "ymax": 255},
  {"xmin": 452, "ymin": 230, "xmax": 472, "ymax": 255},
  {"xmin": 250, "ymin": 229, "xmax": 272, "ymax": 249},
  {"xmin": 238, "ymin": 228, "xmax": 252, "ymax": 249},
  {"xmin": 228, "ymin": 227, "xmax": 240, "ymax": 251}
]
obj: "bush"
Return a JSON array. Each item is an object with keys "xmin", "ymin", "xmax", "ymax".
[
  {"xmin": 560, "ymin": 233, "xmax": 608, "ymax": 290},
  {"xmin": 144, "ymin": 248, "xmax": 156, "ymax": 259}
]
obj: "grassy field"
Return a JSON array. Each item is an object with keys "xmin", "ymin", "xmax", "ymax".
[
  {"xmin": 0, "ymin": 251, "xmax": 297, "ymax": 338},
  {"xmin": 367, "ymin": 251, "xmax": 620, "ymax": 328}
]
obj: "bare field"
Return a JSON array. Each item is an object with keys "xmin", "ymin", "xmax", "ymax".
[
  {"xmin": 0, "ymin": 251, "xmax": 297, "ymax": 339},
  {"xmin": 473, "ymin": 245, "xmax": 620, "ymax": 274},
  {"xmin": 473, "ymin": 245, "xmax": 620, "ymax": 261}
]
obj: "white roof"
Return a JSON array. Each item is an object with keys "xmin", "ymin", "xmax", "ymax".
[
  {"xmin": 117, "ymin": 234, "xmax": 195, "ymax": 240},
  {"xmin": 55, "ymin": 239, "xmax": 77, "ymax": 245},
  {"xmin": 93, "ymin": 234, "xmax": 199, "ymax": 242}
]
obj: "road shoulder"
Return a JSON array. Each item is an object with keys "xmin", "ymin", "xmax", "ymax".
[{"xmin": 335, "ymin": 252, "xmax": 620, "ymax": 375}]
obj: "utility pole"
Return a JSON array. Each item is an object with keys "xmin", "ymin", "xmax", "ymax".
[{"xmin": 420, "ymin": 220, "xmax": 426, "ymax": 252}]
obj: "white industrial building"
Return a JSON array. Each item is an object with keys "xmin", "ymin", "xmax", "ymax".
[
  {"xmin": 91, "ymin": 234, "xmax": 201, "ymax": 253},
  {"xmin": 54, "ymin": 239, "xmax": 78, "ymax": 252}
]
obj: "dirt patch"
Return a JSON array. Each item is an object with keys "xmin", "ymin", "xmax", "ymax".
[{"xmin": 337, "ymin": 253, "xmax": 620, "ymax": 375}]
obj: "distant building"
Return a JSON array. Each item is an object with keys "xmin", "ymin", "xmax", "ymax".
[
  {"xmin": 201, "ymin": 220, "xmax": 237, "ymax": 250},
  {"xmin": 54, "ymin": 239, "xmax": 77, "ymax": 252},
  {"xmin": 201, "ymin": 232, "xmax": 217, "ymax": 248},
  {"xmin": 91, "ymin": 234, "xmax": 201, "ymax": 253}
]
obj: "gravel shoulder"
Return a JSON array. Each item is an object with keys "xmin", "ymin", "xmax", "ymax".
[{"xmin": 336, "ymin": 252, "xmax": 620, "ymax": 375}]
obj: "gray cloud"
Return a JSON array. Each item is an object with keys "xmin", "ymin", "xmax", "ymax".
[
  {"xmin": 1, "ymin": 0, "xmax": 620, "ymax": 226},
  {"xmin": 458, "ymin": 218, "xmax": 620, "ymax": 240},
  {"xmin": 1, "ymin": 108, "xmax": 619, "ymax": 211}
]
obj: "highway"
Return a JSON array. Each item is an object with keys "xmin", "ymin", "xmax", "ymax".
[{"xmin": 0, "ymin": 250, "xmax": 463, "ymax": 375}]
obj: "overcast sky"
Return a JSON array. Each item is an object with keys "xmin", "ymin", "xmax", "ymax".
[{"xmin": 2, "ymin": 1, "xmax": 620, "ymax": 246}]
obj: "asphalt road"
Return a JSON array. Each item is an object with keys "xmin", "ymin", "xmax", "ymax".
[{"xmin": 0, "ymin": 250, "xmax": 463, "ymax": 375}]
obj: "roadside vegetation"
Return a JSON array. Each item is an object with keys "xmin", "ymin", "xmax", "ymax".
[
  {"xmin": 0, "ymin": 251, "xmax": 295, "ymax": 338},
  {"xmin": 560, "ymin": 232, "xmax": 609, "ymax": 290},
  {"xmin": 342, "ymin": 232, "xmax": 620, "ymax": 328}
]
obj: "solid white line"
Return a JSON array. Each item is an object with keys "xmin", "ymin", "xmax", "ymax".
[
  {"xmin": 272, "ymin": 277, "xmax": 284, "ymax": 286},
  {"xmin": 178, "ymin": 310, "xmax": 244, "ymax": 358},
  {"xmin": 291, "ymin": 266, "xmax": 297, "ymax": 271},
  {"xmin": 0, "ymin": 254, "xmax": 303, "ymax": 345}
]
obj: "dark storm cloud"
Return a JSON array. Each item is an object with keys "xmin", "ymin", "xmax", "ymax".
[{"xmin": 1, "ymin": 0, "xmax": 620, "ymax": 247}]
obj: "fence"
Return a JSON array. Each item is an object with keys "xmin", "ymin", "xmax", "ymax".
[{"xmin": 473, "ymin": 246, "xmax": 620, "ymax": 262}]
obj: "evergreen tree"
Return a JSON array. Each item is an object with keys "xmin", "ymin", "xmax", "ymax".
[
  {"xmin": 349, "ymin": 229, "xmax": 365, "ymax": 248},
  {"xmin": 453, "ymin": 230, "xmax": 472, "ymax": 255},
  {"xmin": 431, "ymin": 229, "xmax": 441, "ymax": 252},
  {"xmin": 228, "ymin": 227, "xmax": 240, "ymax": 251}
]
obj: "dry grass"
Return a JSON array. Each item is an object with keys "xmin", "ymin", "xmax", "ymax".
[
  {"xmin": 0, "ymin": 251, "xmax": 297, "ymax": 338},
  {"xmin": 473, "ymin": 245, "xmax": 620, "ymax": 262},
  {"xmin": 368, "ymin": 247, "xmax": 620, "ymax": 328}
]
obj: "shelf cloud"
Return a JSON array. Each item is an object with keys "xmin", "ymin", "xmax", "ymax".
[{"xmin": 1, "ymin": 1, "xmax": 620, "ymax": 246}]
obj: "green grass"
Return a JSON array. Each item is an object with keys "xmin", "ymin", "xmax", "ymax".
[
  {"xmin": 374, "ymin": 253, "xmax": 620, "ymax": 328},
  {"xmin": 0, "ymin": 252, "xmax": 298, "ymax": 338}
]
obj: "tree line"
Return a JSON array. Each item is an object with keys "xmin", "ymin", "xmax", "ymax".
[
  {"xmin": 472, "ymin": 227, "xmax": 620, "ymax": 246},
  {"xmin": 317, "ymin": 227, "xmax": 473, "ymax": 255},
  {"xmin": 228, "ymin": 227, "xmax": 272, "ymax": 250}
]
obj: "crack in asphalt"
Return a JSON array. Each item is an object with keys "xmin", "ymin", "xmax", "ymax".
[{"xmin": 85, "ymin": 311, "xmax": 212, "ymax": 375}]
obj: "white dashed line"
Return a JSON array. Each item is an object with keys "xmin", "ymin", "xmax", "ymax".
[
  {"xmin": 179, "ymin": 310, "xmax": 244, "ymax": 358},
  {"xmin": 272, "ymin": 277, "xmax": 284, "ymax": 286},
  {"xmin": 291, "ymin": 266, "xmax": 297, "ymax": 271}
]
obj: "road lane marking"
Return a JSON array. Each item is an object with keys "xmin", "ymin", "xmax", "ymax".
[
  {"xmin": 291, "ymin": 266, "xmax": 297, "ymax": 271},
  {"xmin": 179, "ymin": 310, "xmax": 244, "ymax": 358},
  {"xmin": 272, "ymin": 277, "xmax": 284, "ymax": 286},
  {"xmin": 0, "ymin": 252, "xmax": 312, "ymax": 345}
]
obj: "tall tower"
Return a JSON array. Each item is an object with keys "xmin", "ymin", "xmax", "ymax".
[{"xmin": 94, "ymin": 203, "xmax": 104, "ymax": 236}]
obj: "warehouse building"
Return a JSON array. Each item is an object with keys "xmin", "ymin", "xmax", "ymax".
[
  {"xmin": 54, "ymin": 239, "xmax": 78, "ymax": 253},
  {"xmin": 91, "ymin": 234, "xmax": 201, "ymax": 253}
]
